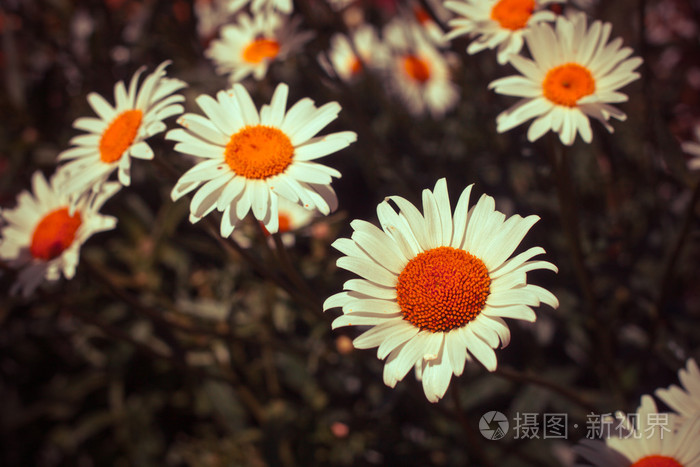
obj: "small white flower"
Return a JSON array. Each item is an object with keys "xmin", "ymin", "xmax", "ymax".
[
  {"xmin": 167, "ymin": 83, "xmax": 356, "ymax": 236},
  {"xmin": 0, "ymin": 171, "xmax": 118, "ymax": 297},
  {"xmin": 206, "ymin": 12, "xmax": 313, "ymax": 83},
  {"xmin": 383, "ymin": 19, "xmax": 459, "ymax": 118},
  {"xmin": 489, "ymin": 13, "xmax": 643, "ymax": 145},
  {"xmin": 57, "ymin": 61, "xmax": 186, "ymax": 196}
]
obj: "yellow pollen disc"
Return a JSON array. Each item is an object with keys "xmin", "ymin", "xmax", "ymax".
[
  {"xmin": 242, "ymin": 38, "xmax": 281, "ymax": 64},
  {"xmin": 396, "ymin": 246, "xmax": 491, "ymax": 333},
  {"xmin": 99, "ymin": 109, "xmax": 143, "ymax": 163},
  {"xmin": 225, "ymin": 125, "xmax": 294, "ymax": 179},
  {"xmin": 402, "ymin": 55, "xmax": 431, "ymax": 83},
  {"xmin": 542, "ymin": 63, "xmax": 596, "ymax": 107},
  {"xmin": 490, "ymin": 0, "xmax": 535, "ymax": 30},
  {"xmin": 30, "ymin": 207, "xmax": 82, "ymax": 261},
  {"xmin": 630, "ymin": 456, "xmax": 683, "ymax": 467}
]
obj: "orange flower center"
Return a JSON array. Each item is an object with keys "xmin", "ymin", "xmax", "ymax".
[
  {"xmin": 99, "ymin": 109, "xmax": 143, "ymax": 163},
  {"xmin": 278, "ymin": 213, "xmax": 291, "ymax": 233},
  {"xmin": 224, "ymin": 125, "xmax": 294, "ymax": 179},
  {"xmin": 349, "ymin": 57, "xmax": 363, "ymax": 76},
  {"xmin": 396, "ymin": 247, "xmax": 491, "ymax": 332},
  {"xmin": 402, "ymin": 55, "xmax": 431, "ymax": 83},
  {"xmin": 630, "ymin": 456, "xmax": 683, "ymax": 467},
  {"xmin": 30, "ymin": 207, "xmax": 82, "ymax": 261},
  {"xmin": 490, "ymin": 0, "xmax": 535, "ymax": 30},
  {"xmin": 242, "ymin": 38, "xmax": 280, "ymax": 64},
  {"xmin": 542, "ymin": 63, "xmax": 596, "ymax": 107}
]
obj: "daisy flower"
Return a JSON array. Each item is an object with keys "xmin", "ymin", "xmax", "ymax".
[
  {"xmin": 57, "ymin": 61, "xmax": 186, "ymax": 197},
  {"xmin": 0, "ymin": 171, "xmax": 119, "ymax": 297},
  {"xmin": 488, "ymin": 12, "xmax": 643, "ymax": 146},
  {"xmin": 383, "ymin": 20, "xmax": 459, "ymax": 118},
  {"xmin": 167, "ymin": 82, "xmax": 357, "ymax": 236},
  {"xmin": 318, "ymin": 25, "xmax": 385, "ymax": 82},
  {"xmin": 444, "ymin": 0, "xmax": 561, "ymax": 65},
  {"xmin": 681, "ymin": 125, "xmax": 700, "ymax": 170},
  {"xmin": 205, "ymin": 12, "xmax": 313, "ymax": 83},
  {"xmin": 656, "ymin": 358, "xmax": 700, "ymax": 419},
  {"xmin": 227, "ymin": 0, "xmax": 293, "ymax": 14},
  {"xmin": 574, "ymin": 396, "xmax": 700, "ymax": 467},
  {"xmin": 323, "ymin": 178, "xmax": 558, "ymax": 402}
]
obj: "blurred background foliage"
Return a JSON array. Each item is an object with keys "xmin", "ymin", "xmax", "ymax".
[{"xmin": 1, "ymin": 0, "xmax": 700, "ymax": 465}]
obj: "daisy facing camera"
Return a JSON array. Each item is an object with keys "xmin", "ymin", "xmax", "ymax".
[
  {"xmin": 324, "ymin": 178, "xmax": 559, "ymax": 403},
  {"xmin": 168, "ymin": 82, "xmax": 357, "ymax": 237}
]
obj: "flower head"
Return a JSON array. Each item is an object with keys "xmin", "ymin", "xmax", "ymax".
[
  {"xmin": 383, "ymin": 20, "xmax": 459, "ymax": 118},
  {"xmin": 206, "ymin": 12, "xmax": 313, "ymax": 83},
  {"xmin": 0, "ymin": 171, "xmax": 118, "ymax": 297},
  {"xmin": 574, "ymin": 396, "xmax": 700, "ymax": 467},
  {"xmin": 167, "ymin": 83, "xmax": 356, "ymax": 236},
  {"xmin": 488, "ymin": 12, "xmax": 643, "ymax": 145},
  {"xmin": 57, "ymin": 61, "xmax": 185, "ymax": 196},
  {"xmin": 324, "ymin": 178, "xmax": 558, "ymax": 402},
  {"xmin": 445, "ymin": 0, "xmax": 562, "ymax": 64}
]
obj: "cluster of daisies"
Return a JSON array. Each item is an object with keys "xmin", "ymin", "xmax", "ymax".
[
  {"xmin": 198, "ymin": 0, "xmax": 646, "ymax": 145},
  {"xmin": 0, "ymin": 1, "xmax": 696, "ymax": 447},
  {"xmin": 575, "ymin": 358, "xmax": 700, "ymax": 466}
]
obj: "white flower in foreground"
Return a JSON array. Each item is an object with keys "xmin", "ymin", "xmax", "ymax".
[
  {"xmin": 167, "ymin": 83, "xmax": 356, "ymax": 236},
  {"xmin": 227, "ymin": 0, "xmax": 293, "ymax": 14},
  {"xmin": 324, "ymin": 178, "xmax": 558, "ymax": 402},
  {"xmin": 444, "ymin": 0, "xmax": 561, "ymax": 64},
  {"xmin": 0, "ymin": 171, "xmax": 118, "ymax": 297},
  {"xmin": 681, "ymin": 125, "xmax": 700, "ymax": 171},
  {"xmin": 318, "ymin": 25, "xmax": 385, "ymax": 82},
  {"xmin": 384, "ymin": 20, "xmax": 459, "ymax": 118},
  {"xmin": 206, "ymin": 12, "xmax": 313, "ymax": 83},
  {"xmin": 57, "ymin": 61, "xmax": 186, "ymax": 196},
  {"xmin": 656, "ymin": 358, "xmax": 700, "ymax": 419},
  {"xmin": 489, "ymin": 12, "xmax": 643, "ymax": 146},
  {"xmin": 574, "ymin": 396, "xmax": 700, "ymax": 467}
]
